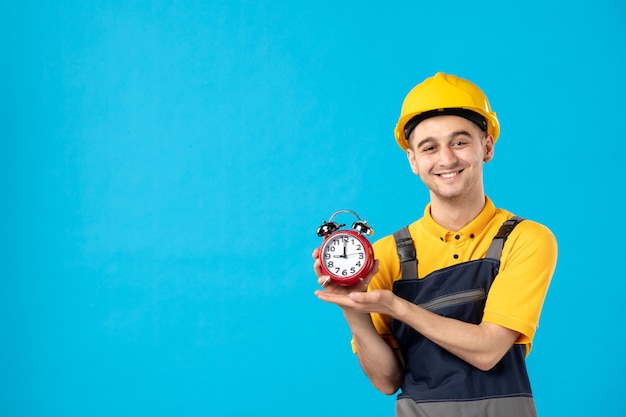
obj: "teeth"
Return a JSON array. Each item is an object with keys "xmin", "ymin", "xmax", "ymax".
[{"xmin": 440, "ymin": 172, "xmax": 458, "ymax": 179}]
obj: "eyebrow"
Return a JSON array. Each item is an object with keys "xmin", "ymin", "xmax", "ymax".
[{"xmin": 416, "ymin": 130, "xmax": 474, "ymax": 149}]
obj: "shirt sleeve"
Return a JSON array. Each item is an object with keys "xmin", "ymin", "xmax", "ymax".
[{"xmin": 482, "ymin": 219, "xmax": 558, "ymax": 351}]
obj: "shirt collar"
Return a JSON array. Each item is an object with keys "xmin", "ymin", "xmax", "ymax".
[{"xmin": 422, "ymin": 197, "xmax": 497, "ymax": 240}]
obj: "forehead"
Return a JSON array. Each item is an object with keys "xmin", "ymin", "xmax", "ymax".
[{"xmin": 409, "ymin": 115, "xmax": 483, "ymax": 142}]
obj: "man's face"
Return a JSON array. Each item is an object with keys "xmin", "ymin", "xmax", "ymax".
[{"xmin": 406, "ymin": 115, "xmax": 494, "ymax": 204}]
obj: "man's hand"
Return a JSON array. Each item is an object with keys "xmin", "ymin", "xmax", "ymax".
[{"xmin": 316, "ymin": 287, "xmax": 401, "ymax": 317}]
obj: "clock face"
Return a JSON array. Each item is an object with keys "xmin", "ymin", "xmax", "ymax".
[{"xmin": 320, "ymin": 231, "xmax": 371, "ymax": 281}]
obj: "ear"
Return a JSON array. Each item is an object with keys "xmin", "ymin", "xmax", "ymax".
[
  {"xmin": 407, "ymin": 148, "xmax": 419, "ymax": 176},
  {"xmin": 483, "ymin": 135, "xmax": 495, "ymax": 162}
]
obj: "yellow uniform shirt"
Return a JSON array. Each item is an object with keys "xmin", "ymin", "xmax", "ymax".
[{"xmin": 364, "ymin": 197, "xmax": 557, "ymax": 354}]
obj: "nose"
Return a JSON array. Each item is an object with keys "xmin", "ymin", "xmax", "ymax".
[{"xmin": 437, "ymin": 146, "xmax": 458, "ymax": 167}]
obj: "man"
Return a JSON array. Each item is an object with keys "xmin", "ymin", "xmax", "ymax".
[{"xmin": 312, "ymin": 72, "xmax": 557, "ymax": 417}]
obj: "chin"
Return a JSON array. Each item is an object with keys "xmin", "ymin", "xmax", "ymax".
[{"xmin": 432, "ymin": 188, "xmax": 469, "ymax": 202}]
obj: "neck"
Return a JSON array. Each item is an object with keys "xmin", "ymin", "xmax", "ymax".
[{"xmin": 429, "ymin": 192, "xmax": 486, "ymax": 231}]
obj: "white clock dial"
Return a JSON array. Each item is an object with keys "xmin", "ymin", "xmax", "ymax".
[{"xmin": 321, "ymin": 233, "xmax": 366, "ymax": 278}]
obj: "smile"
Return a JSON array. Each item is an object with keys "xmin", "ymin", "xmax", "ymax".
[{"xmin": 438, "ymin": 170, "xmax": 462, "ymax": 179}]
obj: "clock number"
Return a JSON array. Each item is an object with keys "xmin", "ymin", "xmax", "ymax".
[
  {"xmin": 359, "ymin": 253, "xmax": 364, "ymax": 259},
  {"xmin": 327, "ymin": 261, "xmax": 334, "ymax": 268}
]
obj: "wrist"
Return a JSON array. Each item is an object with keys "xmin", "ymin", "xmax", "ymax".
[{"xmin": 391, "ymin": 296, "xmax": 412, "ymax": 323}]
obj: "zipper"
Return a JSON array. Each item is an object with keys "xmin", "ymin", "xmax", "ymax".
[{"xmin": 418, "ymin": 289, "xmax": 485, "ymax": 312}]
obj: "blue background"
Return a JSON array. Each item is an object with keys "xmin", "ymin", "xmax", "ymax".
[{"xmin": 1, "ymin": 1, "xmax": 624, "ymax": 416}]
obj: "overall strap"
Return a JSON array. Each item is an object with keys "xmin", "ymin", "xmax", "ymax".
[
  {"xmin": 393, "ymin": 216, "xmax": 524, "ymax": 279},
  {"xmin": 485, "ymin": 216, "xmax": 525, "ymax": 260},
  {"xmin": 393, "ymin": 227, "xmax": 418, "ymax": 280}
]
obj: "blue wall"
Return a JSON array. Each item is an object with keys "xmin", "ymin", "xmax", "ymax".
[{"xmin": 1, "ymin": 1, "xmax": 624, "ymax": 416}]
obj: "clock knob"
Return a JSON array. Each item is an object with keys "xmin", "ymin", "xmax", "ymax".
[
  {"xmin": 352, "ymin": 221, "xmax": 374, "ymax": 237},
  {"xmin": 316, "ymin": 221, "xmax": 339, "ymax": 237}
]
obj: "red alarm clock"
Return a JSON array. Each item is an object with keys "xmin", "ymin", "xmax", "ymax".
[{"xmin": 317, "ymin": 210, "xmax": 375, "ymax": 286}]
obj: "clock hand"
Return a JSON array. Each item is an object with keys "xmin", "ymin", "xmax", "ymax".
[{"xmin": 332, "ymin": 241, "xmax": 349, "ymax": 258}]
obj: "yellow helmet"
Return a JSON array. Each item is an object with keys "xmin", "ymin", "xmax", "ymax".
[{"xmin": 394, "ymin": 72, "xmax": 500, "ymax": 151}]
